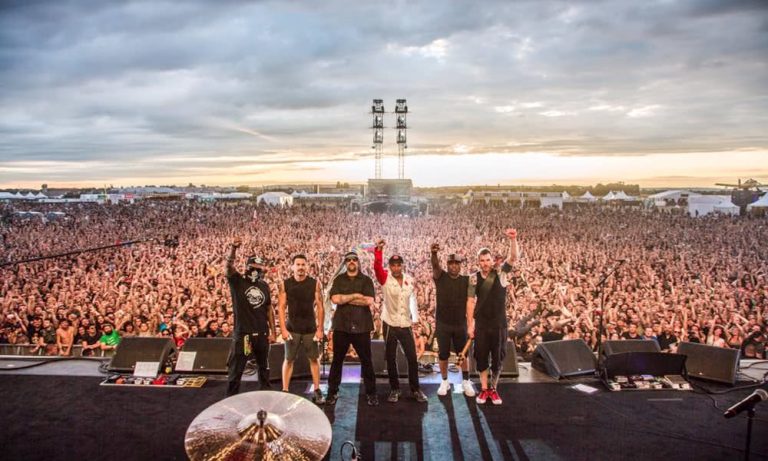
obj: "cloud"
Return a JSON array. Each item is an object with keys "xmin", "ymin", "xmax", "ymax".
[{"xmin": 0, "ymin": 0, "xmax": 766, "ymax": 187}]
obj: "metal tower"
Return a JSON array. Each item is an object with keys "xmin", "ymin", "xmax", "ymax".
[
  {"xmin": 371, "ymin": 99, "xmax": 385, "ymax": 179},
  {"xmin": 395, "ymin": 99, "xmax": 408, "ymax": 179}
]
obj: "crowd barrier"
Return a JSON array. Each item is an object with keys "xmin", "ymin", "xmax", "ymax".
[{"xmin": 0, "ymin": 344, "xmax": 115, "ymax": 358}]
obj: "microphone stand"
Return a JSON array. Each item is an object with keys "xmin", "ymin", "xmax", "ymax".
[
  {"xmin": 744, "ymin": 408, "xmax": 756, "ymax": 461},
  {"xmin": 594, "ymin": 260, "xmax": 626, "ymax": 374},
  {"xmin": 1, "ymin": 237, "xmax": 168, "ymax": 268}
]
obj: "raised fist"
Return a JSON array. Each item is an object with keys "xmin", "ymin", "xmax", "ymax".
[
  {"xmin": 505, "ymin": 228, "xmax": 518, "ymax": 240},
  {"xmin": 430, "ymin": 243, "xmax": 440, "ymax": 254},
  {"xmin": 231, "ymin": 237, "xmax": 242, "ymax": 248},
  {"xmin": 376, "ymin": 238, "xmax": 386, "ymax": 250}
]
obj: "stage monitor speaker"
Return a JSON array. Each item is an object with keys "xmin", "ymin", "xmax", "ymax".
[
  {"xmin": 602, "ymin": 352, "xmax": 686, "ymax": 378},
  {"xmin": 372, "ymin": 339, "xmax": 410, "ymax": 377},
  {"xmin": 268, "ymin": 342, "xmax": 312, "ymax": 381},
  {"xmin": 603, "ymin": 339, "xmax": 660, "ymax": 356},
  {"xmin": 108, "ymin": 337, "xmax": 176, "ymax": 373},
  {"xmin": 677, "ymin": 342, "xmax": 740, "ymax": 385},
  {"xmin": 532, "ymin": 339, "xmax": 596, "ymax": 379},
  {"xmin": 178, "ymin": 338, "xmax": 233, "ymax": 373},
  {"xmin": 469, "ymin": 340, "xmax": 519, "ymax": 377}
]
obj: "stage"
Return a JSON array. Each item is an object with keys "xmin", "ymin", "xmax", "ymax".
[{"xmin": 1, "ymin": 359, "xmax": 766, "ymax": 460}]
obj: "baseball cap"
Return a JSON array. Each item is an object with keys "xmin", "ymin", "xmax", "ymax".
[
  {"xmin": 388, "ymin": 254, "xmax": 404, "ymax": 264},
  {"xmin": 343, "ymin": 251, "xmax": 359, "ymax": 261},
  {"xmin": 246, "ymin": 256, "xmax": 264, "ymax": 266},
  {"xmin": 447, "ymin": 253, "xmax": 464, "ymax": 263}
]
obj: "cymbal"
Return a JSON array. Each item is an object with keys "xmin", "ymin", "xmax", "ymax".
[{"xmin": 185, "ymin": 391, "xmax": 332, "ymax": 461}]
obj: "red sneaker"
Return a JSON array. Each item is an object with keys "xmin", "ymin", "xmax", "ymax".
[
  {"xmin": 489, "ymin": 388, "xmax": 502, "ymax": 405},
  {"xmin": 476, "ymin": 389, "xmax": 489, "ymax": 404}
]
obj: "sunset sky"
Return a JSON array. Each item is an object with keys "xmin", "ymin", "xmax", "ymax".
[{"xmin": 1, "ymin": 0, "xmax": 767, "ymax": 189}]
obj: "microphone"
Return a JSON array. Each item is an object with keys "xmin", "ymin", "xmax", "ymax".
[{"xmin": 724, "ymin": 389, "xmax": 768, "ymax": 418}]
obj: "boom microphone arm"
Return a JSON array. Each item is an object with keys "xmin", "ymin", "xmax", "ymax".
[{"xmin": 0, "ymin": 237, "xmax": 177, "ymax": 268}]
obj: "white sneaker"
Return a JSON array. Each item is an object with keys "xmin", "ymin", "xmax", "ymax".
[
  {"xmin": 462, "ymin": 380, "xmax": 477, "ymax": 397},
  {"xmin": 437, "ymin": 380, "xmax": 451, "ymax": 396}
]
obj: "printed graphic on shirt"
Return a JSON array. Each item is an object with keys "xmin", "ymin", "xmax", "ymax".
[{"xmin": 245, "ymin": 286, "xmax": 266, "ymax": 308}]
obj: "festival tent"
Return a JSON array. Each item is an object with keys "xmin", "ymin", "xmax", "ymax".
[
  {"xmin": 256, "ymin": 192, "xmax": 293, "ymax": 207},
  {"xmin": 580, "ymin": 191, "xmax": 597, "ymax": 201},
  {"xmin": 613, "ymin": 191, "xmax": 635, "ymax": 201},
  {"xmin": 688, "ymin": 195, "xmax": 735, "ymax": 217},
  {"xmin": 602, "ymin": 191, "xmax": 616, "ymax": 201},
  {"xmin": 747, "ymin": 194, "xmax": 768, "ymax": 211},
  {"xmin": 714, "ymin": 200, "xmax": 739, "ymax": 216},
  {"xmin": 0, "ymin": 191, "xmax": 15, "ymax": 200}
]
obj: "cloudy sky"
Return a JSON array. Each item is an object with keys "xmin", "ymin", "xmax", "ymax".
[{"xmin": 1, "ymin": 0, "xmax": 767, "ymax": 188}]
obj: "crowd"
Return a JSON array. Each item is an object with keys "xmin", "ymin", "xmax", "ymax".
[{"xmin": 1, "ymin": 200, "xmax": 766, "ymax": 360}]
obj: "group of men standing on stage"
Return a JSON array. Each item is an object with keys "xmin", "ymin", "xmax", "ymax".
[{"xmin": 223, "ymin": 228, "xmax": 520, "ymax": 407}]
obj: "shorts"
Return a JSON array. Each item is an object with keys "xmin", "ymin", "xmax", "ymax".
[
  {"xmin": 435, "ymin": 324, "xmax": 468, "ymax": 361},
  {"xmin": 473, "ymin": 327, "xmax": 507, "ymax": 373},
  {"xmin": 284, "ymin": 332, "xmax": 320, "ymax": 361}
]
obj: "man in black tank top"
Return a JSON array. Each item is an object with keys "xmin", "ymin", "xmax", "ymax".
[
  {"xmin": 278, "ymin": 254, "xmax": 325, "ymax": 404},
  {"xmin": 431, "ymin": 244, "xmax": 476, "ymax": 397},
  {"xmin": 467, "ymin": 229, "xmax": 520, "ymax": 406}
]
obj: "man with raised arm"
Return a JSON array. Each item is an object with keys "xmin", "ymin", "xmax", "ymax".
[
  {"xmin": 431, "ymin": 244, "xmax": 476, "ymax": 397},
  {"xmin": 278, "ymin": 254, "xmax": 326, "ymax": 404},
  {"xmin": 468, "ymin": 228, "xmax": 520, "ymax": 405},
  {"xmin": 373, "ymin": 239, "xmax": 427, "ymax": 403},
  {"xmin": 224, "ymin": 237, "xmax": 275, "ymax": 396}
]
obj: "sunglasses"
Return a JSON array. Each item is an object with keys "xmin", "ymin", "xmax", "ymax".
[{"xmin": 345, "ymin": 257, "xmax": 359, "ymax": 262}]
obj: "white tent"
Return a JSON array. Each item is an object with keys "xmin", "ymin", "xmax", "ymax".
[
  {"xmin": 0, "ymin": 191, "xmax": 15, "ymax": 200},
  {"xmin": 647, "ymin": 190, "xmax": 701, "ymax": 207},
  {"xmin": 580, "ymin": 191, "xmax": 597, "ymax": 202},
  {"xmin": 257, "ymin": 192, "xmax": 293, "ymax": 207},
  {"xmin": 688, "ymin": 195, "xmax": 736, "ymax": 217},
  {"xmin": 35, "ymin": 192, "xmax": 48, "ymax": 199},
  {"xmin": 747, "ymin": 194, "xmax": 768, "ymax": 210},
  {"xmin": 613, "ymin": 190, "xmax": 631, "ymax": 201},
  {"xmin": 714, "ymin": 200, "xmax": 739, "ymax": 216},
  {"xmin": 602, "ymin": 191, "xmax": 617, "ymax": 201}
]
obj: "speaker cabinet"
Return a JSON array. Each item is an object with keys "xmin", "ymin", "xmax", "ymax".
[
  {"xmin": 532, "ymin": 339, "xmax": 596, "ymax": 379},
  {"xmin": 677, "ymin": 342, "xmax": 740, "ymax": 385},
  {"xmin": 372, "ymin": 339, "xmax": 410, "ymax": 377},
  {"xmin": 469, "ymin": 340, "xmax": 519, "ymax": 377},
  {"xmin": 178, "ymin": 338, "xmax": 233, "ymax": 373},
  {"xmin": 108, "ymin": 337, "xmax": 177, "ymax": 373},
  {"xmin": 603, "ymin": 339, "xmax": 661, "ymax": 356},
  {"xmin": 268, "ymin": 342, "xmax": 312, "ymax": 380}
]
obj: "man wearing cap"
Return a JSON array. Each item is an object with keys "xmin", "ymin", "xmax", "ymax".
[
  {"xmin": 430, "ymin": 245, "xmax": 476, "ymax": 397},
  {"xmin": 326, "ymin": 250, "xmax": 378, "ymax": 406},
  {"xmin": 224, "ymin": 237, "xmax": 275, "ymax": 396},
  {"xmin": 373, "ymin": 239, "xmax": 427, "ymax": 403},
  {"xmin": 468, "ymin": 228, "xmax": 520, "ymax": 405}
]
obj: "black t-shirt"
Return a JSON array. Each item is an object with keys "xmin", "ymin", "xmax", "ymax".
[
  {"xmin": 434, "ymin": 271, "xmax": 469, "ymax": 328},
  {"xmin": 285, "ymin": 276, "xmax": 318, "ymax": 334},
  {"xmin": 80, "ymin": 332, "xmax": 101, "ymax": 356},
  {"xmin": 329, "ymin": 272, "xmax": 375, "ymax": 334},
  {"xmin": 657, "ymin": 333, "xmax": 677, "ymax": 351},
  {"xmin": 621, "ymin": 332, "xmax": 643, "ymax": 340},
  {"xmin": 541, "ymin": 330, "xmax": 565, "ymax": 342},
  {"xmin": 469, "ymin": 269, "xmax": 509, "ymax": 330},
  {"xmin": 227, "ymin": 272, "xmax": 272, "ymax": 334}
]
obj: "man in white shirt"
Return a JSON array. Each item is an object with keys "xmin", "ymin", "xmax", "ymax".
[{"xmin": 373, "ymin": 239, "xmax": 427, "ymax": 403}]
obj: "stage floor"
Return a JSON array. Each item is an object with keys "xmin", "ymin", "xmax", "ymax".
[{"xmin": 1, "ymin": 359, "xmax": 767, "ymax": 460}]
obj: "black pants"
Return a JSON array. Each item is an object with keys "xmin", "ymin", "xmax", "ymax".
[
  {"xmin": 436, "ymin": 324, "xmax": 468, "ymax": 361},
  {"xmin": 328, "ymin": 331, "xmax": 376, "ymax": 396},
  {"xmin": 227, "ymin": 333, "xmax": 270, "ymax": 396},
  {"xmin": 383, "ymin": 322, "xmax": 420, "ymax": 392},
  {"xmin": 474, "ymin": 327, "xmax": 508, "ymax": 376}
]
